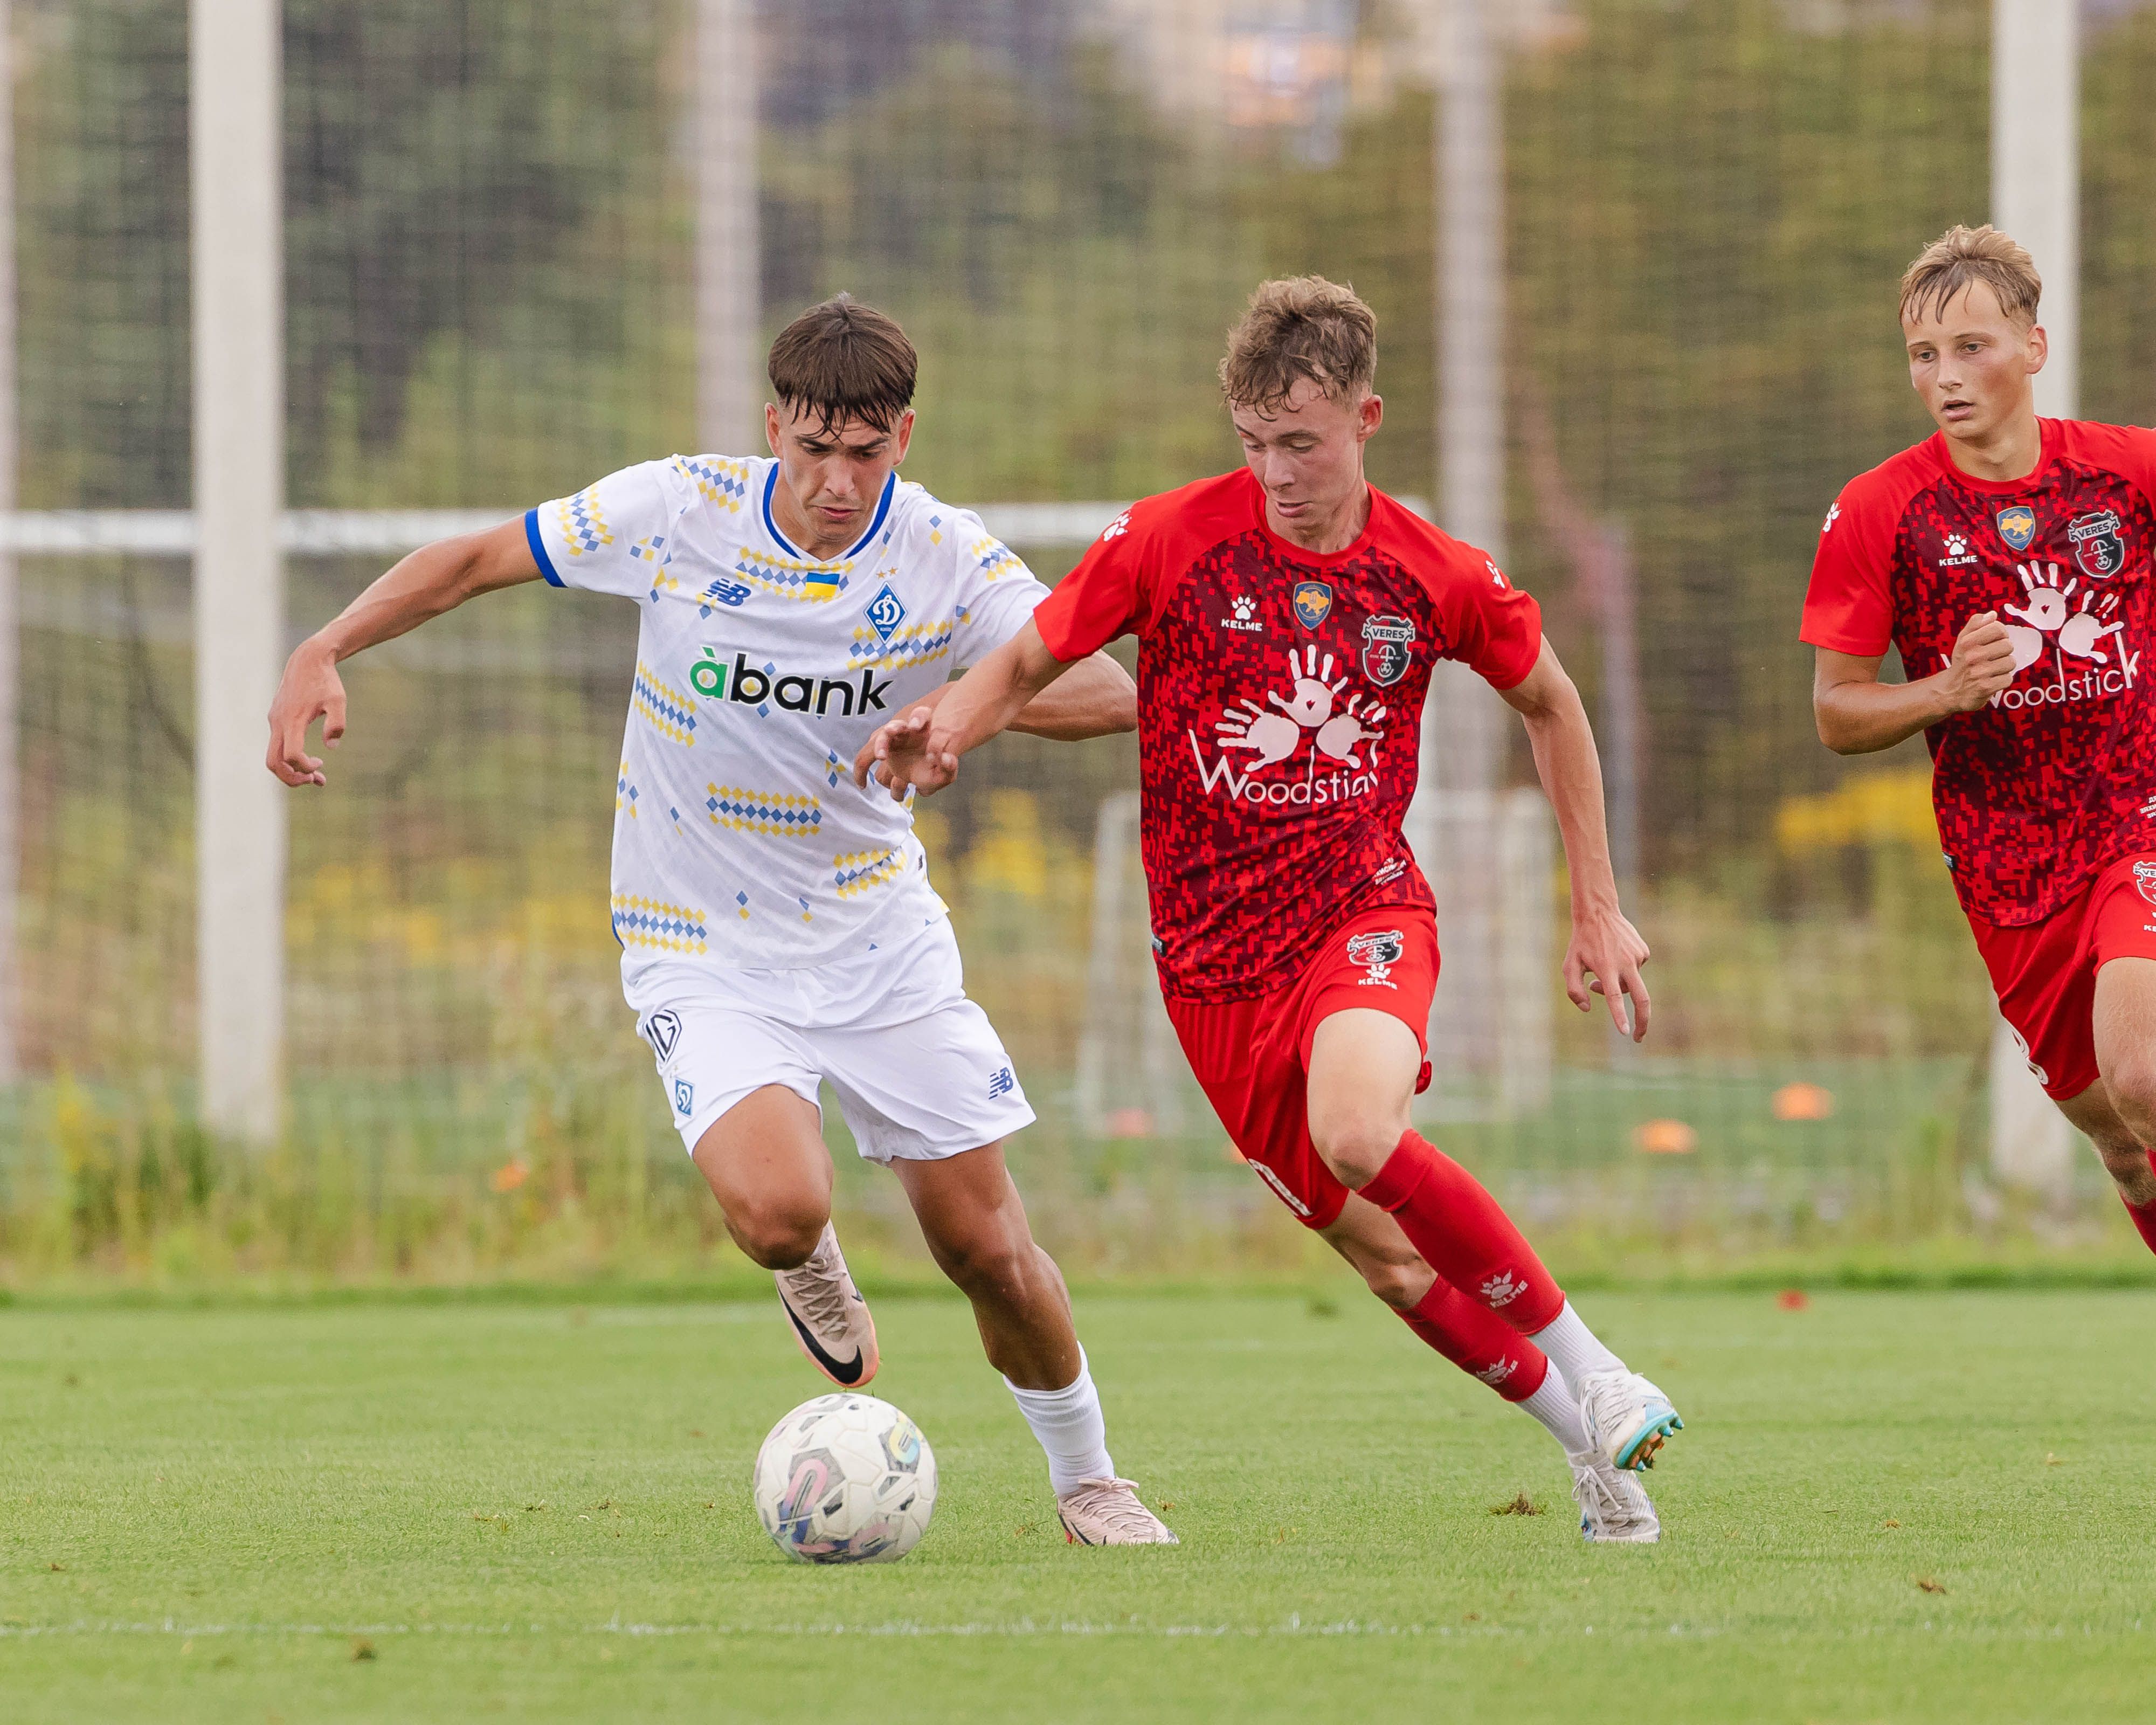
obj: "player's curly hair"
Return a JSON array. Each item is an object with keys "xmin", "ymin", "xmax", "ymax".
[
  {"xmin": 1219, "ymin": 276, "xmax": 1378, "ymax": 412},
  {"xmin": 767, "ymin": 293, "xmax": 918, "ymax": 435},
  {"xmin": 1899, "ymin": 225, "xmax": 2042, "ymax": 328}
]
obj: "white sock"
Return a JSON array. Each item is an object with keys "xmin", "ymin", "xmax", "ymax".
[
  {"xmin": 1005, "ymin": 1346, "xmax": 1115, "ymax": 1495},
  {"xmin": 1518, "ymin": 1364, "xmax": 1591, "ymax": 1454},
  {"xmin": 1528, "ymin": 1300, "xmax": 1626, "ymax": 1388}
]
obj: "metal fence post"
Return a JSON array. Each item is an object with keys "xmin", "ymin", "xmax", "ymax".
[
  {"xmin": 1987, "ymin": 0, "xmax": 2079, "ymax": 1199},
  {"xmin": 191, "ymin": 0, "xmax": 285, "ymax": 1144},
  {"xmin": 697, "ymin": 0, "xmax": 763, "ymax": 457},
  {"xmin": 0, "ymin": 1, "xmax": 19, "ymax": 1082}
]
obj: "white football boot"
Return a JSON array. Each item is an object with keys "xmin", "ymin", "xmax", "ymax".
[
  {"xmin": 1578, "ymin": 1369, "xmax": 1683, "ymax": 1472},
  {"xmin": 1055, "ymin": 1479, "xmax": 1179, "ymax": 1546},
  {"xmin": 772, "ymin": 1224, "xmax": 880, "ymax": 1388},
  {"xmin": 1569, "ymin": 1450, "xmax": 1661, "ymax": 1544}
]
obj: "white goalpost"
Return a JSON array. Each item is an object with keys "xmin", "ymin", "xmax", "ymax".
[
  {"xmin": 1987, "ymin": 0, "xmax": 2081, "ymax": 1201},
  {"xmin": 1420, "ymin": 0, "xmax": 1553, "ymax": 1119},
  {"xmin": 190, "ymin": 0, "xmax": 286, "ymax": 1146}
]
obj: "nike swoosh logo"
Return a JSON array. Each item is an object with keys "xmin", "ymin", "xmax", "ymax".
[{"xmin": 777, "ymin": 1290, "xmax": 866, "ymax": 1385}]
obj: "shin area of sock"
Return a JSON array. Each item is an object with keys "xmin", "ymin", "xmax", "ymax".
[
  {"xmin": 1359, "ymin": 1131, "xmax": 1565, "ymax": 1332},
  {"xmin": 1394, "ymin": 1278, "xmax": 1552, "ymax": 1403}
]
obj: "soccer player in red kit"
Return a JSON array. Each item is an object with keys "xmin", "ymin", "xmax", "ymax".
[
  {"xmin": 1805, "ymin": 224, "xmax": 2156, "ymax": 1248},
  {"xmin": 860, "ymin": 278, "xmax": 1682, "ymax": 1543}
]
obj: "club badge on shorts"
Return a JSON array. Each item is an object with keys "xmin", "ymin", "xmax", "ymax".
[
  {"xmin": 1360, "ymin": 615, "xmax": 1416, "ymax": 686},
  {"xmin": 1346, "ymin": 928, "xmax": 1404, "ymax": 988}
]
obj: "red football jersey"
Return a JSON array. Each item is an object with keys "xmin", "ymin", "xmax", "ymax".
[
  {"xmin": 1035, "ymin": 467, "xmax": 1543, "ymax": 1000},
  {"xmin": 1801, "ymin": 419, "xmax": 2156, "ymax": 926}
]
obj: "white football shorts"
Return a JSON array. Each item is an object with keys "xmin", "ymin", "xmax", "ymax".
[{"xmin": 632, "ymin": 915, "xmax": 1035, "ymax": 1162}]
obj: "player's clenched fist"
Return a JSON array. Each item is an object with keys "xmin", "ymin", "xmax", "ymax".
[
  {"xmin": 853, "ymin": 706, "xmax": 961, "ymax": 802},
  {"xmin": 1940, "ymin": 610, "xmax": 2018, "ymax": 712}
]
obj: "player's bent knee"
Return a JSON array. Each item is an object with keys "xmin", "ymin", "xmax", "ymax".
[
  {"xmin": 2107, "ymin": 1062, "xmax": 2156, "ymax": 1136},
  {"xmin": 1308, "ymin": 1113, "xmax": 1405, "ymax": 1188},
  {"xmin": 1358, "ymin": 1257, "xmax": 1432, "ymax": 1310},
  {"xmin": 724, "ymin": 1192, "xmax": 829, "ymax": 1270},
  {"xmin": 938, "ymin": 1236, "xmax": 1036, "ymax": 1308}
]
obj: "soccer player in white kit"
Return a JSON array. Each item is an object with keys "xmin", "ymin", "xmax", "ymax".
[{"xmin": 267, "ymin": 296, "xmax": 1176, "ymax": 1544}]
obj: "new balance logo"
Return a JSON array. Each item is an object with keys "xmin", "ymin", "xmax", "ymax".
[
  {"xmin": 987, "ymin": 1066, "xmax": 1016, "ymax": 1099},
  {"xmin": 1479, "ymin": 1270, "xmax": 1527, "ymax": 1308}
]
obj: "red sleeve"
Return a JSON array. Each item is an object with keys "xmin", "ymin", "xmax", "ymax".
[
  {"xmin": 1382, "ymin": 505, "xmax": 1544, "ymax": 690},
  {"xmin": 1032, "ymin": 507, "xmax": 1149, "ymax": 661},
  {"xmin": 1800, "ymin": 478, "xmax": 1899, "ymax": 656},
  {"xmin": 2063, "ymin": 419, "xmax": 2156, "ymax": 514},
  {"xmin": 1435, "ymin": 549, "xmax": 1543, "ymax": 689},
  {"xmin": 1034, "ymin": 474, "xmax": 1252, "ymax": 659}
]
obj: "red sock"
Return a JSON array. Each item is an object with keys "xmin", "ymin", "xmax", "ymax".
[
  {"xmin": 1359, "ymin": 1130, "xmax": 1565, "ymax": 1333},
  {"xmin": 1396, "ymin": 1278, "xmax": 1551, "ymax": 1403}
]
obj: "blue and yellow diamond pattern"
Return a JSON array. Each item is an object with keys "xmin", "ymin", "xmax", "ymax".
[
  {"xmin": 707, "ymin": 784, "xmax": 823, "ymax": 837},
  {"xmin": 833, "ymin": 846, "xmax": 905, "ymax": 899},
  {"xmin": 632, "ymin": 663, "xmax": 697, "ymax": 746},
  {"xmin": 556, "ymin": 486, "xmax": 613, "ymax": 557},
  {"xmin": 610, "ymin": 893, "xmax": 708, "ymax": 954}
]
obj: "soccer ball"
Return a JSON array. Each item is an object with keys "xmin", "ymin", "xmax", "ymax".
[{"xmin": 752, "ymin": 1393, "xmax": 938, "ymax": 1564}]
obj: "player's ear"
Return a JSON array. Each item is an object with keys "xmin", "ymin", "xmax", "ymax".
[
  {"xmin": 2024, "ymin": 323, "xmax": 2048, "ymax": 378},
  {"xmin": 764, "ymin": 401, "xmax": 784, "ymax": 458},
  {"xmin": 892, "ymin": 407, "xmax": 916, "ymax": 467},
  {"xmin": 1358, "ymin": 392, "xmax": 1384, "ymax": 441}
]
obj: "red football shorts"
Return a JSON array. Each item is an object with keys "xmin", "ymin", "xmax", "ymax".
[
  {"xmin": 1165, "ymin": 905, "xmax": 1438, "ymax": 1232},
  {"xmin": 1968, "ymin": 852, "xmax": 2156, "ymax": 1101}
]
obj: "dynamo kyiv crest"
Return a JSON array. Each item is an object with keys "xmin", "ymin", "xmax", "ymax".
[
  {"xmin": 1292, "ymin": 581, "xmax": 1333, "ymax": 630},
  {"xmin": 1995, "ymin": 506, "xmax": 2038, "ymax": 553}
]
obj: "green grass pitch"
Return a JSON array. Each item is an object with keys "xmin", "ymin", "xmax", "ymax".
[{"xmin": 4, "ymin": 1288, "xmax": 2154, "ymax": 1722}]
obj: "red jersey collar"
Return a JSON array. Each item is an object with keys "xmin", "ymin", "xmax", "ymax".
[
  {"xmin": 1241, "ymin": 466, "xmax": 1385, "ymax": 566},
  {"xmin": 1925, "ymin": 421, "xmax": 2056, "ymax": 496}
]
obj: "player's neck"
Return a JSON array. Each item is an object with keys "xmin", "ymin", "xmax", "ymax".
[
  {"xmin": 770, "ymin": 482, "xmax": 859, "ymax": 561},
  {"xmin": 1264, "ymin": 479, "xmax": 1372, "ymax": 556},
  {"xmin": 1939, "ymin": 405, "xmax": 2043, "ymax": 485}
]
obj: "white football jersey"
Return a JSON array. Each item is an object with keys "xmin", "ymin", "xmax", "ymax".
[{"xmin": 526, "ymin": 452, "xmax": 1050, "ymax": 1003}]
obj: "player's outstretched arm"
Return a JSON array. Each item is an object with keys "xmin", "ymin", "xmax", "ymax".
[
  {"xmin": 1500, "ymin": 638, "xmax": 1653, "ymax": 1041},
  {"xmin": 854, "ymin": 618, "xmax": 1078, "ymax": 801},
  {"xmin": 1006, "ymin": 648, "xmax": 1135, "ymax": 741},
  {"xmin": 847, "ymin": 646, "xmax": 1132, "ymax": 791},
  {"xmin": 1812, "ymin": 613, "xmax": 2014, "ymax": 755},
  {"xmin": 266, "ymin": 518, "xmax": 541, "ymax": 787}
]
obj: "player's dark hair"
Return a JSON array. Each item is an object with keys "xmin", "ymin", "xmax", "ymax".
[
  {"xmin": 766, "ymin": 294, "xmax": 918, "ymax": 436},
  {"xmin": 1219, "ymin": 276, "xmax": 1378, "ymax": 412},
  {"xmin": 1900, "ymin": 225, "xmax": 2042, "ymax": 328}
]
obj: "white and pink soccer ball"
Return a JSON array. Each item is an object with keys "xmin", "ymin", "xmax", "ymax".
[{"xmin": 753, "ymin": 1393, "xmax": 938, "ymax": 1564}]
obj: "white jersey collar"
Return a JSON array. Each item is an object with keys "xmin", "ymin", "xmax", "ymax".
[{"xmin": 760, "ymin": 465, "xmax": 898, "ymax": 563}]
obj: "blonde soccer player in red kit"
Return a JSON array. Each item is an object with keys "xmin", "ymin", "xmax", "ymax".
[
  {"xmin": 860, "ymin": 278, "xmax": 1684, "ymax": 1542},
  {"xmin": 1805, "ymin": 225, "xmax": 2156, "ymax": 1250}
]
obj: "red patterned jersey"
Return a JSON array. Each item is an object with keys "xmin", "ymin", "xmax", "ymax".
[
  {"xmin": 1801, "ymin": 419, "xmax": 2156, "ymax": 927},
  {"xmin": 1034, "ymin": 467, "xmax": 1543, "ymax": 1000}
]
